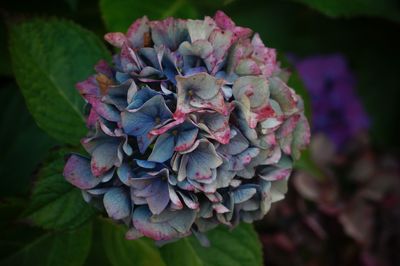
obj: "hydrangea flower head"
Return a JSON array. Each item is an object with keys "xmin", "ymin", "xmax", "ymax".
[{"xmin": 63, "ymin": 11, "xmax": 310, "ymax": 243}]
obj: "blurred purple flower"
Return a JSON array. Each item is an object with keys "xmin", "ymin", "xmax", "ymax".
[{"xmin": 293, "ymin": 54, "xmax": 370, "ymax": 149}]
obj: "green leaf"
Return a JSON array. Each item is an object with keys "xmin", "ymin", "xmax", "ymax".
[
  {"xmin": 100, "ymin": 0, "xmax": 199, "ymax": 32},
  {"xmin": 92, "ymin": 220, "xmax": 261, "ymax": 266},
  {"xmin": 161, "ymin": 223, "xmax": 263, "ymax": 266},
  {"xmin": 160, "ymin": 238, "xmax": 203, "ymax": 266},
  {"xmin": 292, "ymin": 0, "xmax": 400, "ymax": 22},
  {"xmin": 0, "ymin": 222, "xmax": 92, "ymax": 266},
  {"xmin": 188, "ymin": 0, "xmax": 236, "ymax": 10},
  {"xmin": 24, "ymin": 148, "xmax": 96, "ymax": 230},
  {"xmin": 9, "ymin": 19, "xmax": 111, "ymax": 144},
  {"xmin": 0, "ymin": 83, "xmax": 57, "ymax": 197},
  {"xmin": 191, "ymin": 224, "xmax": 262, "ymax": 266},
  {"xmin": 98, "ymin": 218, "xmax": 166, "ymax": 266}
]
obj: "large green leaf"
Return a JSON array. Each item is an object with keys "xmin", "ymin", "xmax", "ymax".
[
  {"xmin": 0, "ymin": 222, "xmax": 92, "ymax": 266},
  {"xmin": 0, "ymin": 83, "xmax": 56, "ymax": 197},
  {"xmin": 9, "ymin": 19, "xmax": 110, "ymax": 144},
  {"xmin": 96, "ymin": 218, "xmax": 167, "ymax": 266},
  {"xmin": 160, "ymin": 238, "xmax": 203, "ymax": 266},
  {"xmin": 161, "ymin": 223, "xmax": 263, "ymax": 266},
  {"xmin": 188, "ymin": 0, "xmax": 236, "ymax": 10},
  {"xmin": 292, "ymin": 0, "xmax": 400, "ymax": 22},
  {"xmin": 86, "ymin": 219, "xmax": 262, "ymax": 266},
  {"xmin": 24, "ymin": 148, "xmax": 96, "ymax": 230},
  {"xmin": 100, "ymin": 0, "xmax": 199, "ymax": 32}
]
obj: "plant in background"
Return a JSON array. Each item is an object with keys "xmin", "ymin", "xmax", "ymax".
[
  {"xmin": 63, "ymin": 11, "xmax": 310, "ymax": 243},
  {"xmin": 262, "ymin": 134, "xmax": 400, "ymax": 266},
  {"xmin": 291, "ymin": 54, "xmax": 369, "ymax": 150},
  {"xmin": 259, "ymin": 54, "xmax": 399, "ymax": 266}
]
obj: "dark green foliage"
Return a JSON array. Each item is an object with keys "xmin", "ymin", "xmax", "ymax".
[
  {"xmin": 24, "ymin": 149, "xmax": 97, "ymax": 230},
  {"xmin": 9, "ymin": 19, "xmax": 110, "ymax": 144},
  {"xmin": 0, "ymin": 222, "xmax": 92, "ymax": 266},
  {"xmin": 100, "ymin": 0, "xmax": 199, "ymax": 32},
  {"xmin": 0, "ymin": 84, "xmax": 56, "ymax": 197},
  {"xmin": 293, "ymin": 0, "xmax": 400, "ymax": 22}
]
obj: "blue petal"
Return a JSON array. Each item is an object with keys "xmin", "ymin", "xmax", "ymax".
[
  {"xmin": 135, "ymin": 159, "xmax": 157, "ymax": 169},
  {"xmin": 103, "ymin": 187, "xmax": 131, "ymax": 220},
  {"xmin": 217, "ymin": 127, "xmax": 249, "ymax": 155},
  {"xmin": 117, "ymin": 163, "xmax": 134, "ymax": 185},
  {"xmin": 103, "ymin": 81, "xmax": 131, "ymax": 110},
  {"xmin": 116, "ymin": 71, "xmax": 130, "ymax": 83},
  {"xmin": 186, "ymin": 140, "xmax": 222, "ymax": 180},
  {"xmin": 134, "ymin": 179, "xmax": 160, "ymax": 197},
  {"xmin": 122, "ymin": 95, "xmax": 172, "ymax": 138},
  {"xmin": 148, "ymin": 134, "xmax": 175, "ymax": 162},
  {"xmin": 121, "ymin": 111, "xmax": 155, "ymax": 137},
  {"xmin": 130, "ymin": 176, "xmax": 154, "ymax": 190},
  {"xmin": 161, "ymin": 52, "xmax": 179, "ymax": 84},
  {"xmin": 186, "ymin": 154, "xmax": 213, "ymax": 180},
  {"xmin": 168, "ymin": 208, "xmax": 196, "ymax": 233},
  {"xmin": 127, "ymin": 86, "xmax": 158, "ymax": 110},
  {"xmin": 137, "ymin": 133, "xmax": 155, "ymax": 154},
  {"xmin": 233, "ymin": 186, "xmax": 257, "ymax": 204},
  {"xmin": 175, "ymin": 127, "xmax": 198, "ymax": 152},
  {"xmin": 138, "ymin": 48, "xmax": 161, "ymax": 70}
]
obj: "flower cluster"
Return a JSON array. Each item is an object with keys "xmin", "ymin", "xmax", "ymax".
[{"xmin": 63, "ymin": 11, "xmax": 310, "ymax": 243}]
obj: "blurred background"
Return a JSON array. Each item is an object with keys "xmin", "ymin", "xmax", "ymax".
[{"xmin": 1, "ymin": 0, "xmax": 399, "ymax": 265}]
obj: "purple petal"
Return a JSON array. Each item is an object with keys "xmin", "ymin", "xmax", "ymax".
[
  {"xmin": 126, "ymin": 16, "xmax": 150, "ymax": 48},
  {"xmin": 87, "ymin": 96, "xmax": 121, "ymax": 122},
  {"xmin": 147, "ymin": 181, "xmax": 170, "ymax": 215},
  {"xmin": 76, "ymin": 76, "xmax": 98, "ymax": 96},
  {"xmin": 104, "ymin": 32, "xmax": 127, "ymax": 48},
  {"xmin": 63, "ymin": 154, "xmax": 101, "ymax": 189},
  {"xmin": 132, "ymin": 206, "xmax": 178, "ymax": 241}
]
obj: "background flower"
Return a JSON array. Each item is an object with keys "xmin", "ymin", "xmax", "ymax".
[{"xmin": 292, "ymin": 54, "xmax": 370, "ymax": 149}]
